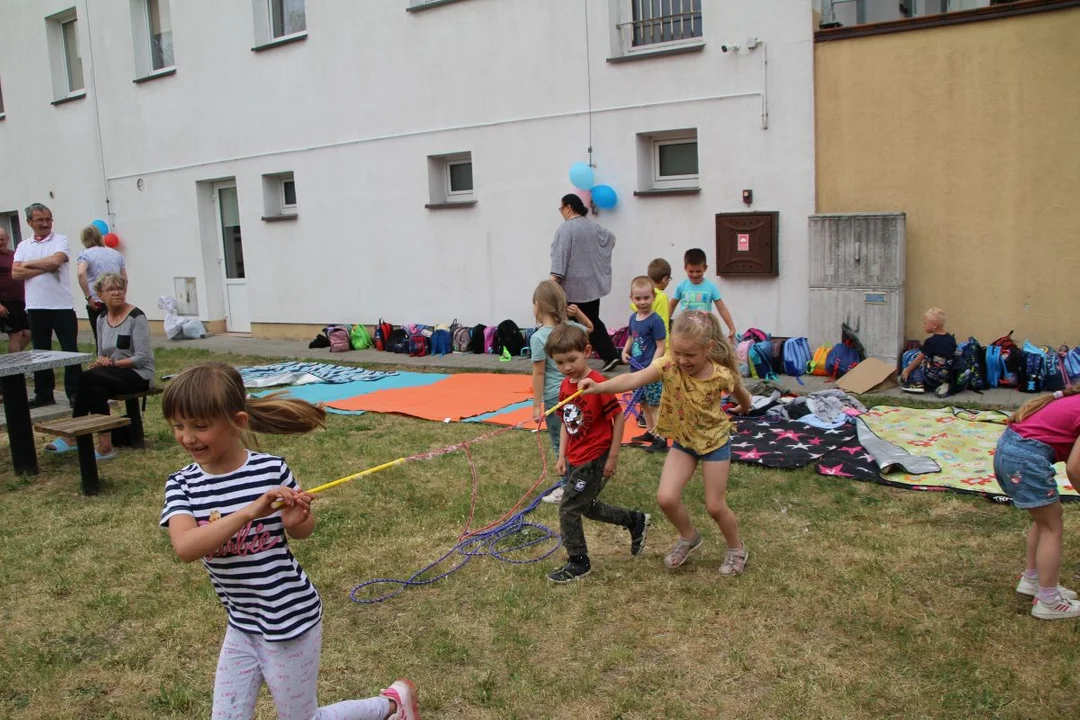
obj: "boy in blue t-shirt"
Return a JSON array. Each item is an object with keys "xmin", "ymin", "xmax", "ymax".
[
  {"xmin": 668, "ymin": 248, "xmax": 737, "ymax": 342},
  {"xmin": 623, "ymin": 276, "xmax": 667, "ymax": 453}
]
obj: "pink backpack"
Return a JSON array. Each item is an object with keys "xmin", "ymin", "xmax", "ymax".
[
  {"xmin": 325, "ymin": 325, "xmax": 351, "ymax": 353},
  {"xmin": 483, "ymin": 326, "xmax": 498, "ymax": 354}
]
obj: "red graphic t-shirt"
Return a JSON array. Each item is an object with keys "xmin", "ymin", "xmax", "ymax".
[{"xmin": 558, "ymin": 370, "xmax": 621, "ymax": 466}]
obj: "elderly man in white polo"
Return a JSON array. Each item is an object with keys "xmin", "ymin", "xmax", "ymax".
[{"xmin": 12, "ymin": 203, "xmax": 82, "ymax": 407}]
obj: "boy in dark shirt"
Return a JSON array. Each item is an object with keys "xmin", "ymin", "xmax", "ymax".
[
  {"xmin": 900, "ymin": 308, "xmax": 957, "ymax": 397},
  {"xmin": 544, "ymin": 324, "xmax": 649, "ymax": 583}
]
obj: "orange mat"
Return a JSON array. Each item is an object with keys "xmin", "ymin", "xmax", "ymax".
[
  {"xmin": 324, "ymin": 373, "xmax": 533, "ymax": 421},
  {"xmin": 480, "ymin": 401, "xmax": 647, "ymax": 446}
]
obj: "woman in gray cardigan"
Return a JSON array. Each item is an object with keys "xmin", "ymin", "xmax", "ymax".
[{"xmin": 49, "ymin": 271, "xmax": 154, "ymax": 459}]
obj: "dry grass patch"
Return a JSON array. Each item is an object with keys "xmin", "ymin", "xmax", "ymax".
[{"xmin": 1, "ymin": 348, "xmax": 1078, "ymax": 718}]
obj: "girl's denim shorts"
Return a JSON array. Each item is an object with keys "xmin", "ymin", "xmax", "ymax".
[
  {"xmin": 993, "ymin": 427, "xmax": 1060, "ymax": 509},
  {"xmin": 671, "ymin": 440, "xmax": 731, "ymax": 463}
]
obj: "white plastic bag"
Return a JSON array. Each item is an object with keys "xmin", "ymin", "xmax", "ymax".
[
  {"xmin": 180, "ymin": 317, "xmax": 207, "ymax": 339},
  {"xmin": 158, "ymin": 296, "xmax": 184, "ymax": 340}
]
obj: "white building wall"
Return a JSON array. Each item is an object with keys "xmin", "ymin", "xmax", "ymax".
[
  {"xmin": 0, "ymin": 0, "xmax": 816, "ymax": 337},
  {"xmin": 0, "ymin": 0, "xmax": 107, "ymax": 280}
]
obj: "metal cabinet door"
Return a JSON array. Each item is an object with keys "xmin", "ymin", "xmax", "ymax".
[
  {"xmin": 809, "ymin": 287, "xmax": 905, "ymax": 365},
  {"xmin": 808, "ymin": 213, "xmax": 906, "ymax": 289}
]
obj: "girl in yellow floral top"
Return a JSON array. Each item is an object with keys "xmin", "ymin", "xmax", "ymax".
[{"xmin": 580, "ymin": 311, "xmax": 753, "ymax": 575}]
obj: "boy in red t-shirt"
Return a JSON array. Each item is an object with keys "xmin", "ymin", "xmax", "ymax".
[{"xmin": 545, "ymin": 324, "xmax": 649, "ymax": 583}]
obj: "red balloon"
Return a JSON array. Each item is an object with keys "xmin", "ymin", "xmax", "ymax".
[{"xmin": 103, "ymin": 233, "xmax": 120, "ymax": 248}]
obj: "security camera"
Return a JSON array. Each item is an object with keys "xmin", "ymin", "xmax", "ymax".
[{"xmin": 721, "ymin": 42, "xmax": 740, "ymax": 53}]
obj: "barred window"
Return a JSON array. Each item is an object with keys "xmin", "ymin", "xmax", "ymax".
[{"xmin": 631, "ymin": 0, "xmax": 703, "ymax": 47}]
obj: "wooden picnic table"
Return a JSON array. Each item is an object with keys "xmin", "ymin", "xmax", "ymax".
[{"xmin": 0, "ymin": 350, "xmax": 91, "ymax": 475}]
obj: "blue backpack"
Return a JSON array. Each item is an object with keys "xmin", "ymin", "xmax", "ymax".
[
  {"xmin": 1020, "ymin": 341, "xmax": 1045, "ymax": 394},
  {"xmin": 1063, "ymin": 347, "xmax": 1080, "ymax": 385},
  {"xmin": 825, "ymin": 342, "xmax": 860, "ymax": 378},
  {"xmin": 985, "ymin": 344, "xmax": 1002, "ymax": 388},
  {"xmin": 749, "ymin": 341, "xmax": 777, "ymax": 380},
  {"xmin": 782, "ymin": 337, "xmax": 812, "ymax": 384},
  {"xmin": 430, "ymin": 327, "xmax": 452, "ymax": 356}
]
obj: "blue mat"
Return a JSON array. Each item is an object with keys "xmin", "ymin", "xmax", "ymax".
[
  {"xmin": 255, "ymin": 371, "xmax": 450, "ymax": 415},
  {"xmin": 464, "ymin": 400, "xmax": 533, "ymax": 423}
]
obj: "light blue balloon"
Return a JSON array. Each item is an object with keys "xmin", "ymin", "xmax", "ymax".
[
  {"xmin": 91, "ymin": 219, "xmax": 109, "ymax": 235},
  {"xmin": 591, "ymin": 184, "xmax": 618, "ymax": 210},
  {"xmin": 568, "ymin": 162, "xmax": 595, "ymax": 191}
]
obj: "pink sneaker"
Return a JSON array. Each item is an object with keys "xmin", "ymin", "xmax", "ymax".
[{"xmin": 380, "ymin": 678, "xmax": 420, "ymax": 719}]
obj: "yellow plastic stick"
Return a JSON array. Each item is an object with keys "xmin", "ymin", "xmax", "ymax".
[
  {"xmin": 272, "ymin": 388, "xmax": 584, "ymax": 507},
  {"xmin": 305, "ymin": 457, "xmax": 408, "ymax": 496},
  {"xmin": 540, "ymin": 387, "xmax": 583, "ymax": 420}
]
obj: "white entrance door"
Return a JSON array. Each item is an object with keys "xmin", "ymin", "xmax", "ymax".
[{"xmin": 214, "ymin": 183, "xmax": 250, "ymax": 332}]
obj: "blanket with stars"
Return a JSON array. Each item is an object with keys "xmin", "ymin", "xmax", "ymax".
[{"xmin": 729, "ymin": 416, "xmax": 876, "ymax": 478}]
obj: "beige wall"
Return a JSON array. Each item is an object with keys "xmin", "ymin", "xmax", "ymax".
[{"xmin": 815, "ymin": 8, "xmax": 1080, "ymax": 344}]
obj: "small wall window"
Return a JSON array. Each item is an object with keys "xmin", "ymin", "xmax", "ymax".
[
  {"xmin": 636, "ymin": 129, "xmax": 699, "ymax": 192},
  {"xmin": 46, "ymin": 10, "xmax": 85, "ymax": 102},
  {"xmin": 446, "ymin": 160, "xmax": 473, "ymax": 197},
  {"xmin": 655, "ymin": 139, "xmax": 699, "ymax": 183},
  {"xmin": 262, "ymin": 172, "xmax": 298, "ymax": 220},
  {"xmin": 281, "ymin": 178, "xmax": 297, "ymax": 209},
  {"xmin": 2, "ymin": 212, "xmax": 22, "ymax": 249},
  {"xmin": 427, "ymin": 152, "xmax": 475, "ymax": 208}
]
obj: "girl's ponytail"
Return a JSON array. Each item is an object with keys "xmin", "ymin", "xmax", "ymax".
[
  {"xmin": 163, "ymin": 362, "xmax": 325, "ymax": 442},
  {"xmin": 246, "ymin": 393, "xmax": 326, "ymax": 434},
  {"xmin": 1009, "ymin": 386, "xmax": 1080, "ymax": 424}
]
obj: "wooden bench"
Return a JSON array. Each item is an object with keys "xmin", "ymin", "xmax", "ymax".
[
  {"xmin": 35, "ymin": 415, "xmax": 132, "ymax": 495},
  {"xmin": 113, "ymin": 386, "xmax": 164, "ymax": 449}
]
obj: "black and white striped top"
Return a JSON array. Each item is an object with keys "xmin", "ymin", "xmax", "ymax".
[{"xmin": 160, "ymin": 451, "xmax": 322, "ymax": 642}]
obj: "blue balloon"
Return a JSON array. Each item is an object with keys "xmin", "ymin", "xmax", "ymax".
[
  {"xmin": 591, "ymin": 184, "xmax": 618, "ymax": 210},
  {"xmin": 568, "ymin": 162, "xmax": 595, "ymax": 191},
  {"xmin": 91, "ymin": 219, "xmax": 109, "ymax": 235}
]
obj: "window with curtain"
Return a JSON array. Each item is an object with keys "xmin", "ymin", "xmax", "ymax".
[
  {"xmin": 147, "ymin": 0, "xmax": 174, "ymax": 70},
  {"xmin": 270, "ymin": 0, "xmax": 306, "ymax": 39}
]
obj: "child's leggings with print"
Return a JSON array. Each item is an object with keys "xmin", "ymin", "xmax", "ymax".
[{"xmin": 212, "ymin": 621, "xmax": 390, "ymax": 720}]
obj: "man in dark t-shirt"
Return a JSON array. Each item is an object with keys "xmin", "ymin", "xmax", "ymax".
[
  {"xmin": 900, "ymin": 308, "xmax": 957, "ymax": 397},
  {"xmin": 0, "ymin": 227, "xmax": 30, "ymax": 352}
]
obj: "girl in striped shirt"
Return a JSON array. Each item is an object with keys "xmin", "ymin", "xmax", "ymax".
[{"xmin": 160, "ymin": 363, "xmax": 419, "ymax": 719}]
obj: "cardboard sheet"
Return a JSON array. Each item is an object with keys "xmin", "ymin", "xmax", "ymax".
[{"xmin": 836, "ymin": 357, "xmax": 898, "ymax": 395}]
